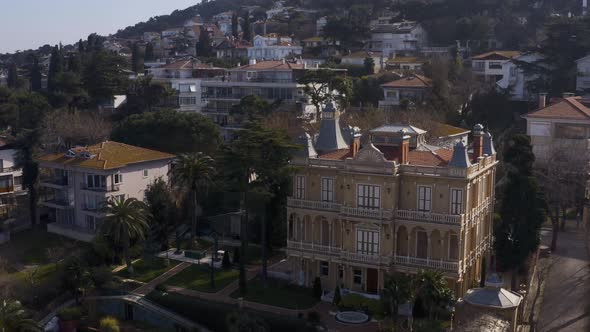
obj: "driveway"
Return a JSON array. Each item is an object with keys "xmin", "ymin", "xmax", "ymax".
[{"xmin": 538, "ymin": 225, "xmax": 590, "ymax": 332}]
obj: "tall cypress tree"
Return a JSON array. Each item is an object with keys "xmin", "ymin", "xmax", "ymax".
[
  {"xmin": 47, "ymin": 45, "xmax": 64, "ymax": 93},
  {"xmin": 78, "ymin": 38, "xmax": 85, "ymax": 53},
  {"xmin": 30, "ymin": 57, "xmax": 42, "ymax": 92},
  {"xmin": 196, "ymin": 30, "xmax": 212, "ymax": 57},
  {"xmin": 131, "ymin": 43, "xmax": 144, "ymax": 73},
  {"xmin": 7, "ymin": 63, "xmax": 19, "ymax": 89},
  {"xmin": 68, "ymin": 54, "xmax": 82, "ymax": 74},
  {"xmin": 242, "ymin": 13, "xmax": 251, "ymax": 41},
  {"xmin": 231, "ymin": 13, "xmax": 239, "ymax": 38},
  {"xmin": 145, "ymin": 42, "xmax": 155, "ymax": 62},
  {"xmin": 494, "ymin": 135, "xmax": 546, "ymax": 289}
]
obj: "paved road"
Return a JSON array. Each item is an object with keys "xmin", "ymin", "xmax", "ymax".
[{"xmin": 538, "ymin": 226, "xmax": 590, "ymax": 332}]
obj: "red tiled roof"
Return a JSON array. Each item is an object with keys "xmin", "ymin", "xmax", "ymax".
[
  {"xmin": 233, "ymin": 60, "xmax": 304, "ymax": 70},
  {"xmin": 408, "ymin": 149, "xmax": 453, "ymax": 167},
  {"xmin": 471, "ymin": 51, "xmax": 521, "ymax": 60},
  {"xmin": 381, "ymin": 74, "xmax": 432, "ymax": 88},
  {"xmin": 318, "ymin": 149, "xmax": 351, "ymax": 160},
  {"xmin": 163, "ymin": 60, "xmax": 194, "ymax": 70},
  {"xmin": 524, "ymin": 96, "xmax": 590, "ymax": 120}
]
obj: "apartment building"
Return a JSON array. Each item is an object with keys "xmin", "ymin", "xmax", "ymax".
[
  {"xmin": 285, "ymin": 103, "xmax": 497, "ymax": 297},
  {"xmin": 369, "ymin": 21, "xmax": 428, "ymax": 57},
  {"xmin": 0, "ymin": 142, "xmax": 28, "ymax": 243},
  {"xmin": 248, "ymin": 34, "xmax": 303, "ymax": 61},
  {"xmin": 200, "ymin": 60, "xmax": 324, "ymax": 140},
  {"xmin": 576, "ymin": 54, "xmax": 590, "ymax": 92},
  {"xmin": 471, "ymin": 51, "xmax": 521, "ymax": 83},
  {"xmin": 38, "ymin": 141, "xmax": 175, "ymax": 242},
  {"xmin": 523, "ymin": 94, "xmax": 590, "ymax": 166},
  {"xmin": 496, "ymin": 53, "xmax": 546, "ymax": 101}
]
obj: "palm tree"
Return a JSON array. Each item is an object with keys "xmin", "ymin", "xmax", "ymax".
[
  {"xmin": 0, "ymin": 298, "xmax": 41, "ymax": 332},
  {"xmin": 101, "ymin": 197, "xmax": 150, "ymax": 274},
  {"xmin": 170, "ymin": 153, "xmax": 216, "ymax": 249},
  {"xmin": 413, "ymin": 270, "xmax": 454, "ymax": 320}
]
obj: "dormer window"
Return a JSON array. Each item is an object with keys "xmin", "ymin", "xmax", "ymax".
[
  {"xmin": 114, "ymin": 173, "xmax": 123, "ymax": 185},
  {"xmin": 65, "ymin": 150, "xmax": 76, "ymax": 158}
]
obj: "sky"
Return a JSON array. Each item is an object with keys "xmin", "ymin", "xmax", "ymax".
[{"xmin": 0, "ymin": 0, "xmax": 200, "ymax": 53}]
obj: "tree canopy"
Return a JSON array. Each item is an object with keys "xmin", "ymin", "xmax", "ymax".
[{"xmin": 110, "ymin": 110, "xmax": 221, "ymax": 155}]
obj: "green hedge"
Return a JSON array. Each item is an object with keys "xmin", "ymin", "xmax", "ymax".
[
  {"xmin": 339, "ymin": 293, "xmax": 385, "ymax": 319},
  {"xmin": 184, "ymin": 250, "xmax": 206, "ymax": 260},
  {"xmin": 146, "ymin": 291, "xmax": 312, "ymax": 332}
]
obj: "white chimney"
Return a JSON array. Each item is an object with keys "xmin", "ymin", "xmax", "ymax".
[
  {"xmin": 538, "ymin": 93, "xmax": 547, "ymax": 109},
  {"xmin": 249, "ymin": 59, "xmax": 257, "ymax": 65}
]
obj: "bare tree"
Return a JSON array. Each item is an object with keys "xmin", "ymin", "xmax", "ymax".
[
  {"xmin": 41, "ymin": 109, "xmax": 112, "ymax": 152},
  {"xmin": 536, "ymin": 143, "xmax": 588, "ymax": 251}
]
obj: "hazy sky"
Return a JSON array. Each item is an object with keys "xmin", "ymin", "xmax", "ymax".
[{"xmin": 0, "ymin": 0, "xmax": 200, "ymax": 53}]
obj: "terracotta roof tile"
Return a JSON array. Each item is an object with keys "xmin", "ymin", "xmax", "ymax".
[
  {"xmin": 431, "ymin": 123, "xmax": 470, "ymax": 138},
  {"xmin": 37, "ymin": 141, "xmax": 175, "ymax": 170},
  {"xmin": 524, "ymin": 96, "xmax": 590, "ymax": 120},
  {"xmin": 382, "ymin": 74, "xmax": 432, "ymax": 88},
  {"xmin": 233, "ymin": 60, "xmax": 304, "ymax": 70},
  {"xmin": 408, "ymin": 149, "xmax": 453, "ymax": 167},
  {"xmin": 471, "ymin": 51, "xmax": 521, "ymax": 60},
  {"xmin": 318, "ymin": 149, "xmax": 351, "ymax": 160}
]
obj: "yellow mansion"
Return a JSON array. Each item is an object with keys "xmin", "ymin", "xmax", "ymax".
[{"xmin": 285, "ymin": 102, "xmax": 497, "ymax": 297}]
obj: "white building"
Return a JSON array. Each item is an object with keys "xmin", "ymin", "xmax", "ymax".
[
  {"xmin": 576, "ymin": 54, "xmax": 590, "ymax": 93},
  {"xmin": 247, "ymin": 34, "xmax": 303, "ymax": 61},
  {"xmin": 471, "ymin": 51, "xmax": 521, "ymax": 83},
  {"xmin": 316, "ymin": 16, "xmax": 327, "ymax": 36},
  {"xmin": 0, "ymin": 142, "xmax": 28, "ymax": 243},
  {"xmin": 38, "ymin": 142, "xmax": 175, "ymax": 242},
  {"xmin": 170, "ymin": 78, "xmax": 204, "ymax": 112},
  {"xmin": 496, "ymin": 53, "xmax": 546, "ymax": 101},
  {"xmin": 341, "ymin": 51, "xmax": 387, "ymax": 73},
  {"xmin": 201, "ymin": 60, "xmax": 323, "ymax": 140},
  {"xmin": 379, "ymin": 74, "xmax": 432, "ymax": 110},
  {"xmin": 369, "ymin": 21, "xmax": 428, "ymax": 57}
]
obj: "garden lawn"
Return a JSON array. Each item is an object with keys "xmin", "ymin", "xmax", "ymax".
[
  {"xmin": 230, "ymin": 277, "xmax": 319, "ymax": 310},
  {"xmin": 165, "ymin": 265, "xmax": 238, "ymax": 293},
  {"xmin": 116, "ymin": 258, "xmax": 175, "ymax": 283}
]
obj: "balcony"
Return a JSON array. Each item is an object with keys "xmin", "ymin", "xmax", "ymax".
[
  {"xmin": 340, "ymin": 251, "xmax": 388, "ymax": 265},
  {"xmin": 42, "ymin": 198, "xmax": 74, "ymax": 210},
  {"xmin": 47, "ymin": 222, "xmax": 95, "ymax": 242},
  {"xmin": 40, "ymin": 177, "xmax": 69, "ymax": 189},
  {"xmin": 287, "ymin": 198, "xmax": 341, "ymax": 213},
  {"xmin": 80, "ymin": 184, "xmax": 120, "ymax": 193},
  {"xmin": 395, "ymin": 210, "xmax": 464, "ymax": 226},
  {"xmin": 340, "ymin": 206, "xmax": 393, "ymax": 220},
  {"xmin": 394, "ymin": 256, "xmax": 460, "ymax": 273},
  {"xmin": 0, "ymin": 186, "xmax": 14, "ymax": 194}
]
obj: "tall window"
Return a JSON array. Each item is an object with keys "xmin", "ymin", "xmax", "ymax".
[
  {"xmin": 417, "ymin": 186, "xmax": 432, "ymax": 212},
  {"xmin": 85, "ymin": 215, "xmax": 96, "ymax": 230},
  {"xmin": 320, "ymin": 261, "xmax": 329, "ymax": 276},
  {"xmin": 356, "ymin": 230, "xmax": 379, "ymax": 255},
  {"xmin": 321, "ymin": 177, "xmax": 334, "ymax": 202},
  {"xmin": 357, "ymin": 185, "xmax": 380, "ymax": 209},
  {"xmin": 114, "ymin": 173, "xmax": 123, "ymax": 185},
  {"xmin": 294, "ymin": 175, "xmax": 305, "ymax": 199},
  {"xmin": 87, "ymin": 174, "xmax": 106, "ymax": 189},
  {"xmin": 449, "ymin": 233, "xmax": 459, "ymax": 260},
  {"xmin": 353, "ymin": 269, "xmax": 363, "ymax": 285},
  {"xmin": 450, "ymin": 189, "xmax": 463, "ymax": 215}
]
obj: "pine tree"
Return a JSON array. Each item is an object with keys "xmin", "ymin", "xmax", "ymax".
[
  {"xmin": 30, "ymin": 57, "xmax": 42, "ymax": 92},
  {"xmin": 231, "ymin": 13, "xmax": 239, "ymax": 38},
  {"xmin": 7, "ymin": 63, "xmax": 19, "ymax": 89},
  {"xmin": 47, "ymin": 45, "xmax": 64, "ymax": 93},
  {"xmin": 242, "ymin": 13, "xmax": 251, "ymax": 41},
  {"xmin": 333, "ymin": 285, "xmax": 342, "ymax": 306},
  {"xmin": 232, "ymin": 246, "xmax": 240, "ymax": 264},
  {"xmin": 78, "ymin": 39, "xmax": 85, "ymax": 53},
  {"xmin": 145, "ymin": 43, "xmax": 155, "ymax": 62},
  {"xmin": 312, "ymin": 277, "xmax": 323, "ymax": 299},
  {"xmin": 131, "ymin": 43, "xmax": 144, "ymax": 73}
]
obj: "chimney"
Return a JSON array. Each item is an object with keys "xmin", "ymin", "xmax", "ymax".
[
  {"xmin": 472, "ymin": 124, "xmax": 484, "ymax": 161},
  {"xmin": 538, "ymin": 92, "xmax": 547, "ymax": 109},
  {"xmin": 249, "ymin": 59, "xmax": 256, "ymax": 65},
  {"xmin": 399, "ymin": 129, "xmax": 410, "ymax": 164},
  {"xmin": 349, "ymin": 130, "xmax": 362, "ymax": 158},
  {"xmin": 562, "ymin": 92, "xmax": 575, "ymax": 99}
]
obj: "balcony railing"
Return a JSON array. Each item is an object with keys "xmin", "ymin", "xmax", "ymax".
[
  {"xmin": 80, "ymin": 184, "xmax": 120, "ymax": 193},
  {"xmin": 41, "ymin": 177, "xmax": 69, "ymax": 187},
  {"xmin": 0, "ymin": 186, "xmax": 14, "ymax": 194},
  {"xmin": 395, "ymin": 210, "xmax": 464, "ymax": 226},
  {"xmin": 394, "ymin": 256, "xmax": 460, "ymax": 272},
  {"xmin": 287, "ymin": 240, "xmax": 341, "ymax": 257},
  {"xmin": 42, "ymin": 198, "xmax": 74, "ymax": 209},
  {"xmin": 287, "ymin": 198, "xmax": 341, "ymax": 213},
  {"xmin": 341, "ymin": 251, "xmax": 385, "ymax": 265},
  {"xmin": 340, "ymin": 206, "xmax": 393, "ymax": 220}
]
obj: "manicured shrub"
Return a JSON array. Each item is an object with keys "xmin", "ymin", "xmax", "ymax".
[
  {"xmin": 222, "ymin": 250, "xmax": 231, "ymax": 269},
  {"xmin": 333, "ymin": 286, "xmax": 342, "ymax": 306},
  {"xmin": 91, "ymin": 266, "xmax": 113, "ymax": 289},
  {"xmin": 57, "ymin": 306, "xmax": 83, "ymax": 321},
  {"xmin": 312, "ymin": 277, "xmax": 322, "ymax": 299},
  {"xmin": 99, "ymin": 316, "xmax": 120, "ymax": 332},
  {"xmin": 232, "ymin": 247, "xmax": 240, "ymax": 264}
]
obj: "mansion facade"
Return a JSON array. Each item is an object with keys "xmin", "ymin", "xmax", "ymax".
[{"xmin": 285, "ymin": 103, "xmax": 497, "ymax": 297}]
